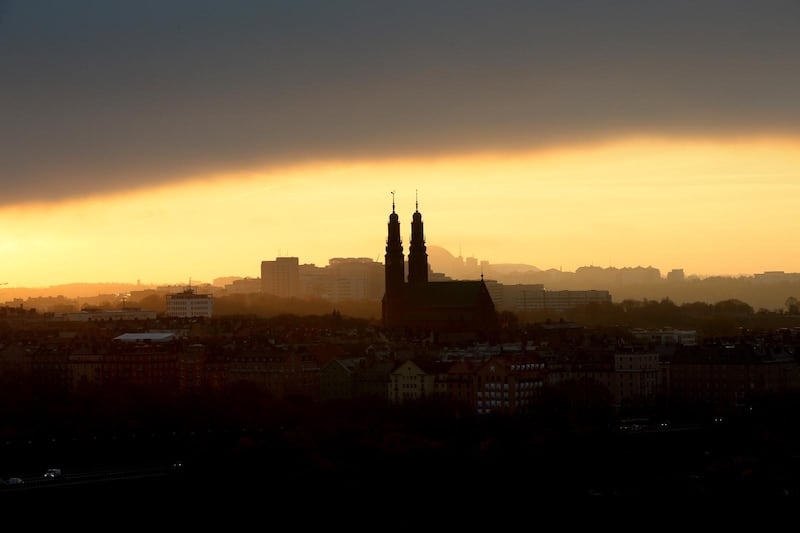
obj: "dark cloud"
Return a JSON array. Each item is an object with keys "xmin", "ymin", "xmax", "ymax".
[{"xmin": 1, "ymin": 0, "xmax": 799, "ymax": 204}]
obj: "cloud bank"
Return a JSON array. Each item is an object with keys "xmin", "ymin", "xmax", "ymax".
[{"xmin": 1, "ymin": 0, "xmax": 799, "ymax": 204}]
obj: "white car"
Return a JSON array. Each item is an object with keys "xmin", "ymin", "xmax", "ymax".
[{"xmin": 44, "ymin": 468, "xmax": 62, "ymax": 479}]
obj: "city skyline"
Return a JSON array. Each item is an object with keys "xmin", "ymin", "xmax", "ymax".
[{"xmin": 3, "ymin": 2, "xmax": 800, "ymax": 287}]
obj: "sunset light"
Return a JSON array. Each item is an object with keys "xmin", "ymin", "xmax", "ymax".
[{"xmin": 2, "ymin": 136, "xmax": 799, "ymax": 287}]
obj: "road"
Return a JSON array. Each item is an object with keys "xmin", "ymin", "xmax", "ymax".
[{"xmin": 1, "ymin": 464, "xmax": 173, "ymax": 492}]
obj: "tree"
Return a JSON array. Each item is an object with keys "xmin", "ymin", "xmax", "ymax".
[
  {"xmin": 713, "ymin": 299, "xmax": 754, "ymax": 316},
  {"xmin": 135, "ymin": 293, "xmax": 166, "ymax": 312}
]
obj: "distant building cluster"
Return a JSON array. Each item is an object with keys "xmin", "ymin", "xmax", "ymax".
[
  {"xmin": 386, "ymin": 355, "xmax": 545, "ymax": 415},
  {"xmin": 255, "ymin": 255, "xmax": 610, "ymax": 316},
  {"xmin": 248, "ymin": 203, "xmax": 614, "ymax": 321},
  {"xmin": 151, "ymin": 201, "xmax": 595, "ymax": 324},
  {"xmin": 753, "ymin": 271, "xmax": 800, "ymax": 284},
  {"xmin": 259, "ymin": 257, "xmax": 384, "ymax": 301},
  {"xmin": 248, "ymin": 201, "xmax": 618, "ymax": 338},
  {"xmin": 486, "ymin": 281, "xmax": 611, "ymax": 312}
]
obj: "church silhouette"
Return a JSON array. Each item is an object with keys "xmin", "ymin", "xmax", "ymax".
[{"xmin": 381, "ymin": 195, "xmax": 499, "ymax": 341}]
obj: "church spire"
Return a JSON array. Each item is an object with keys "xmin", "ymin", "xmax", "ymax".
[
  {"xmin": 383, "ymin": 192, "xmax": 405, "ymax": 328},
  {"xmin": 384, "ymin": 191, "xmax": 404, "ymax": 294},
  {"xmin": 408, "ymin": 191, "xmax": 428, "ymax": 285}
]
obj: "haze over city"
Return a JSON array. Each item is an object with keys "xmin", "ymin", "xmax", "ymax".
[{"xmin": 2, "ymin": 1, "xmax": 800, "ymax": 287}]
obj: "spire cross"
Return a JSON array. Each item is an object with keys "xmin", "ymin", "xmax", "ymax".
[
  {"xmin": 415, "ymin": 189, "xmax": 419, "ymax": 212},
  {"xmin": 391, "ymin": 191, "xmax": 395, "ymax": 213}
]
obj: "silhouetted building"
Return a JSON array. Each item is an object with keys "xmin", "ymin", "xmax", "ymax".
[
  {"xmin": 299, "ymin": 262, "xmax": 328, "ymax": 298},
  {"xmin": 501, "ymin": 284, "xmax": 611, "ymax": 312},
  {"xmin": 474, "ymin": 355, "xmax": 545, "ymax": 415},
  {"xmin": 381, "ymin": 199, "xmax": 499, "ymax": 340},
  {"xmin": 483, "ymin": 279, "xmax": 503, "ymax": 309},
  {"xmin": 753, "ymin": 271, "xmax": 800, "ymax": 284},
  {"xmin": 667, "ymin": 268, "xmax": 685, "ymax": 282},
  {"xmin": 546, "ymin": 348, "xmax": 662, "ymax": 409},
  {"xmin": 326, "ymin": 258, "xmax": 385, "ymax": 301},
  {"xmin": 224, "ymin": 277, "xmax": 262, "ymax": 294},
  {"xmin": 294, "ymin": 258, "xmax": 385, "ymax": 301},
  {"xmin": 223, "ymin": 348, "xmax": 321, "ymax": 401},
  {"xmin": 261, "ymin": 257, "xmax": 300, "ymax": 297},
  {"xmin": 667, "ymin": 344, "xmax": 800, "ymax": 413},
  {"xmin": 387, "ymin": 355, "xmax": 545, "ymax": 415},
  {"xmin": 69, "ymin": 333, "xmax": 181, "ymax": 391},
  {"xmin": 388, "ymin": 359, "xmax": 452, "ymax": 405}
]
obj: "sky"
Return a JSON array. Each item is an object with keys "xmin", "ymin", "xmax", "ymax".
[{"xmin": 2, "ymin": 0, "xmax": 800, "ymax": 287}]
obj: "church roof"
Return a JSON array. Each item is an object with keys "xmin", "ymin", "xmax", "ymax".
[
  {"xmin": 404, "ymin": 281, "xmax": 490, "ymax": 309},
  {"xmin": 395, "ymin": 280, "xmax": 499, "ymax": 332}
]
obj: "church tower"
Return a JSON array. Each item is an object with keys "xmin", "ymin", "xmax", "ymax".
[
  {"xmin": 407, "ymin": 191, "xmax": 429, "ymax": 285},
  {"xmin": 382, "ymin": 192, "xmax": 405, "ymax": 327}
]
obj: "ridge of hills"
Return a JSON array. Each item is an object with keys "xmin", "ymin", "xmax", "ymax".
[
  {"xmin": 0, "ymin": 282, "xmax": 157, "ymax": 300},
  {"xmin": 427, "ymin": 245, "xmax": 540, "ymax": 276}
]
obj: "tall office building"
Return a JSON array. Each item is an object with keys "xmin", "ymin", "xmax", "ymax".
[
  {"xmin": 327, "ymin": 258, "xmax": 384, "ymax": 301},
  {"xmin": 261, "ymin": 257, "xmax": 300, "ymax": 298}
]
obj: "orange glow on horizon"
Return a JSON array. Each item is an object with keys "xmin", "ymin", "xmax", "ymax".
[{"xmin": 1, "ymin": 135, "xmax": 800, "ymax": 288}]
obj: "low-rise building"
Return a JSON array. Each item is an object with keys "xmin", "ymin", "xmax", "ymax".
[
  {"xmin": 166, "ymin": 287, "xmax": 213, "ymax": 318},
  {"xmin": 667, "ymin": 344, "xmax": 800, "ymax": 412},
  {"xmin": 475, "ymin": 356, "xmax": 545, "ymax": 415}
]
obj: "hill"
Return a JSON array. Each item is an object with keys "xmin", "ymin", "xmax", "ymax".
[
  {"xmin": 427, "ymin": 245, "xmax": 540, "ymax": 279},
  {"xmin": 0, "ymin": 282, "xmax": 157, "ymax": 301}
]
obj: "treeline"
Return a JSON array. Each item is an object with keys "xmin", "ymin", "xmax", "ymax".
[
  {"xmin": 488, "ymin": 269, "xmax": 800, "ymax": 312},
  {"xmin": 511, "ymin": 298, "xmax": 800, "ymax": 338},
  {"xmin": 209, "ymin": 293, "xmax": 381, "ymax": 320},
  {"xmin": 121, "ymin": 292, "xmax": 382, "ymax": 320}
]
